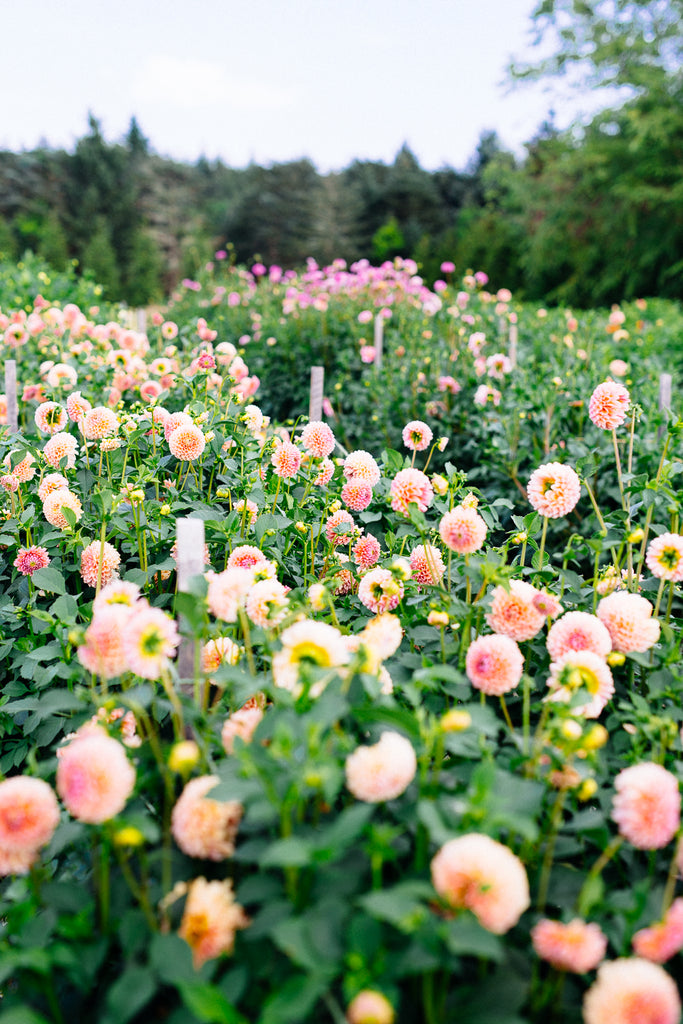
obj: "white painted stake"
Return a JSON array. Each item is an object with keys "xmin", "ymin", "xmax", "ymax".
[
  {"xmin": 309, "ymin": 366, "xmax": 324, "ymax": 422},
  {"xmin": 4, "ymin": 360, "xmax": 17, "ymax": 433},
  {"xmin": 176, "ymin": 517, "xmax": 205, "ymax": 682},
  {"xmin": 373, "ymin": 314, "xmax": 384, "ymax": 370},
  {"xmin": 509, "ymin": 323, "xmax": 518, "ymax": 369},
  {"xmin": 659, "ymin": 372, "xmax": 673, "ymax": 439},
  {"xmin": 136, "ymin": 308, "xmax": 147, "ymax": 333}
]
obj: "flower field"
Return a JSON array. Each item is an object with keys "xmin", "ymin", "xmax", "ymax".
[{"xmin": 0, "ymin": 254, "xmax": 683, "ymax": 1023}]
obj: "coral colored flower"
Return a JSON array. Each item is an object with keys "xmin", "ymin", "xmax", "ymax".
[
  {"xmin": 179, "ymin": 877, "xmax": 248, "ymax": 969},
  {"xmin": 597, "ymin": 591, "xmax": 660, "ymax": 653},
  {"xmin": 346, "ymin": 990, "xmax": 395, "ymax": 1024},
  {"xmin": 66, "ymin": 391, "xmax": 91, "ymax": 422},
  {"xmin": 221, "ymin": 704, "xmax": 264, "ymax": 753},
  {"xmin": 409, "ymin": 543, "xmax": 445, "ymax": 585},
  {"xmin": 431, "ymin": 833, "xmax": 530, "ymax": 934},
  {"xmin": 122, "ymin": 604, "xmax": 179, "ymax": 679},
  {"xmin": 80, "ymin": 540, "xmax": 121, "ymax": 588},
  {"xmin": 14, "ymin": 546, "xmax": 50, "ymax": 576},
  {"xmin": 313, "ymin": 458, "xmax": 335, "ymax": 486},
  {"xmin": 82, "ymin": 406, "xmax": 118, "ymax": 440},
  {"xmin": 588, "ymin": 380, "xmax": 631, "ymax": 430},
  {"xmin": 245, "ymin": 577, "xmax": 288, "ymax": 627},
  {"xmin": 0, "ymin": 776, "xmax": 60, "ymax": 875},
  {"xmin": 43, "ymin": 431, "xmax": 79, "ymax": 470},
  {"xmin": 402, "ymin": 420, "xmax": 433, "ymax": 451},
  {"xmin": 466, "ymin": 634, "xmax": 524, "ymax": 695},
  {"xmin": 341, "ymin": 480, "xmax": 373, "ymax": 511},
  {"xmin": 163, "ymin": 411, "xmax": 193, "ymax": 441},
  {"xmin": 527, "ymin": 462, "xmax": 581, "ymax": 519},
  {"xmin": 352, "ymin": 533, "xmax": 381, "ymax": 569},
  {"xmin": 325, "ymin": 509, "xmax": 356, "ymax": 546},
  {"xmin": 360, "ymin": 612, "xmax": 403, "ymax": 662},
  {"xmin": 207, "ymin": 567, "xmax": 253, "ymax": 622},
  {"xmin": 358, "ymin": 568, "xmax": 404, "ymax": 613},
  {"xmin": 531, "ymin": 918, "xmax": 607, "ymax": 973},
  {"xmin": 612, "ymin": 762, "xmax": 680, "ymax": 850},
  {"xmin": 272, "ymin": 619, "xmax": 349, "ymax": 695},
  {"xmin": 487, "ymin": 580, "xmax": 545, "ymax": 641},
  {"xmin": 57, "ymin": 730, "xmax": 136, "ymax": 824},
  {"xmin": 202, "ymin": 636, "xmax": 241, "ymax": 673},
  {"xmin": 5, "ymin": 452, "xmax": 36, "ymax": 483},
  {"xmin": 345, "ymin": 732, "xmax": 417, "ymax": 802},
  {"xmin": 171, "ymin": 775, "xmax": 242, "ymax": 860},
  {"xmin": 633, "ymin": 899, "xmax": 683, "ymax": 964},
  {"xmin": 546, "ymin": 611, "xmax": 612, "ymax": 660},
  {"xmin": 546, "ymin": 649, "xmax": 614, "ymax": 718},
  {"xmin": 42, "ymin": 488, "xmax": 82, "ymax": 529},
  {"xmin": 389, "ymin": 468, "xmax": 433, "ymax": 515},
  {"xmin": 271, "ymin": 440, "xmax": 301, "ymax": 479},
  {"xmin": 300, "ymin": 421, "xmax": 335, "ymax": 457},
  {"xmin": 344, "ymin": 450, "xmax": 381, "ymax": 486},
  {"xmin": 77, "ymin": 605, "xmax": 132, "ymax": 678},
  {"xmin": 439, "ymin": 505, "xmax": 487, "ymax": 554},
  {"xmin": 168, "ymin": 424, "xmax": 206, "ymax": 461},
  {"xmin": 35, "ymin": 401, "xmax": 67, "ymax": 435},
  {"xmin": 38, "ymin": 472, "xmax": 69, "ymax": 501},
  {"xmin": 227, "ymin": 545, "xmax": 268, "ymax": 570},
  {"xmin": 583, "ymin": 958, "xmax": 680, "ymax": 1024},
  {"xmin": 646, "ymin": 533, "xmax": 683, "ymax": 581}
]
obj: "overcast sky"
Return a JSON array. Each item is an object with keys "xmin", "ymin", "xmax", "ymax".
[{"xmin": 1, "ymin": 0, "xmax": 609, "ymax": 171}]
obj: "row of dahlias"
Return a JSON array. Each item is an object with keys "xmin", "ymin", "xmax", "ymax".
[{"xmin": 0, "ymin": 281, "xmax": 682, "ymax": 1021}]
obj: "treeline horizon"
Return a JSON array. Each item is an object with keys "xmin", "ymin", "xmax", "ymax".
[{"xmin": 0, "ymin": 94, "xmax": 681, "ymax": 309}]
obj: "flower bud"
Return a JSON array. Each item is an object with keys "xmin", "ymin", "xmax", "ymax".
[
  {"xmin": 346, "ymin": 990, "xmax": 395, "ymax": 1024},
  {"xmin": 168, "ymin": 740, "xmax": 200, "ymax": 775},
  {"xmin": 441, "ymin": 709, "xmax": 472, "ymax": 733},
  {"xmin": 113, "ymin": 826, "xmax": 146, "ymax": 848},
  {"xmin": 431, "ymin": 474, "xmax": 448, "ymax": 496},
  {"xmin": 427, "ymin": 610, "xmax": 449, "ymax": 627},
  {"xmin": 607, "ymin": 651, "xmax": 626, "ymax": 667},
  {"xmin": 582, "ymin": 724, "xmax": 609, "ymax": 751},
  {"xmin": 560, "ymin": 719, "xmax": 583, "ymax": 742},
  {"xmin": 578, "ymin": 778, "xmax": 598, "ymax": 801}
]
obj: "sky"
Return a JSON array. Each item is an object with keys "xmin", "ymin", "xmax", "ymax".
[{"xmin": 0, "ymin": 0, "xmax": 609, "ymax": 172}]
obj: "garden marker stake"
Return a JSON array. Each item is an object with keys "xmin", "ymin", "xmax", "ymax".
[
  {"xmin": 659, "ymin": 372, "xmax": 672, "ymax": 439},
  {"xmin": 509, "ymin": 323, "xmax": 518, "ymax": 369},
  {"xmin": 175, "ymin": 516, "xmax": 205, "ymax": 696},
  {"xmin": 4, "ymin": 359, "xmax": 17, "ymax": 433},
  {"xmin": 309, "ymin": 365, "xmax": 324, "ymax": 422},
  {"xmin": 373, "ymin": 314, "xmax": 384, "ymax": 369}
]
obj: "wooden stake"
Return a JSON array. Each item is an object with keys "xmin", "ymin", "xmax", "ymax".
[
  {"xmin": 4, "ymin": 360, "xmax": 17, "ymax": 433},
  {"xmin": 175, "ymin": 517, "xmax": 205, "ymax": 683},
  {"xmin": 309, "ymin": 366, "xmax": 324, "ymax": 422},
  {"xmin": 374, "ymin": 314, "xmax": 384, "ymax": 370},
  {"xmin": 509, "ymin": 323, "xmax": 518, "ymax": 369},
  {"xmin": 659, "ymin": 372, "xmax": 673, "ymax": 439}
]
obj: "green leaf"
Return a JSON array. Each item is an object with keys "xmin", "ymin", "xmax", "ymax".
[
  {"xmin": 358, "ymin": 881, "xmax": 433, "ymax": 932},
  {"xmin": 179, "ymin": 982, "xmax": 248, "ymax": 1024},
  {"xmin": 29, "ymin": 566, "xmax": 66, "ymax": 594},
  {"xmin": 102, "ymin": 964, "xmax": 157, "ymax": 1024},
  {"xmin": 258, "ymin": 973, "xmax": 330, "ymax": 1024},
  {"xmin": 444, "ymin": 917, "xmax": 503, "ymax": 961},
  {"xmin": 261, "ymin": 837, "xmax": 313, "ymax": 868},
  {"xmin": 0, "ymin": 1009, "xmax": 51, "ymax": 1024}
]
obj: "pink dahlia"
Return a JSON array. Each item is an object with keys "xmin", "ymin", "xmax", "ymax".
[
  {"xmin": 431, "ymin": 833, "xmax": 530, "ymax": 934},
  {"xmin": 341, "ymin": 480, "xmax": 373, "ymax": 511},
  {"xmin": 207, "ymin": 567, "xmax": 253, "ymax": 622},
  {"xmin": 56, "ymin": 730, "xmax": 136, "ymax": 824},
  {"xmin": 439, "ymin": 505, "xmax": 487, "ymax": 554},
  {"xmin": 389, "ymin": 468, "xmax": 433, "ymax": 515},
  {"xmin": 343, "ymin": 450, "xmax": 381, "ymax": 486},
  {"xmin": 122, "ymin": 604, "xmax": 180, "ymax": 679},
  {"xmin": 487, "ymin": 580, "xmax": 546, "ymax": 641},
  {"xmin": 80, "ymin": 540, "xmax": 121, "ymax": 588},
  {"xmin": 168, "ymin": 424, "xmax": 206, "ymax": 461},
  {"xmin": 409, "ymin": 543, "xmax": 446, "ymax": 585},
  {"xmin": 346, "ymin": 990, "xmax": 395, "ymax": 1024},
  {"xmin": 271, "ymin": 440, "xmax": 301, "ymax": 479},
  {"xmin": 646, "ymin": 533, "xmax": 683, "ymax": 582},
  {"xmin": 546, "ymin": 649, "xmax": 614, "ymax": 718},
  {"xmin": 596, "ymin": 591, "xmax": 660, "ymax": 653},
  {"xmin": 43, "ymin": 432, "xmax": 78, "ymax": 470},
  {"xmin": 300, "ymin": 421, "xmax": 335, "ymax": 458},
  {"xmin": 0, "ymin": 776, "xmax": 60, "ymax": 874},
  {"xmin": 588, "ymin": 380, "xmax": 631, "ymax": 430},
  {"xmin": 221, "ymin": 703, "xmax": 264, "ymax": 754},
  {"xmin": 358, "ymin": 568, "xmax": 403, "ymax": 614},
  {"xmin": 465, "ymin": 634, "xmax": 524, "ymax": 696},
  {"xmin": 527, "ymin": 462, "xmax": 581, "ymax": 519},
  {"xmin": 14, "ymin": 546, "xmax": 50, "ymax": 576},
  {"xmin": 227, "ymin": 545, "xmax": 268, "ymax": 570},
  {"xmin": 77, "ymin": 605, "xmax": 131, "ymax": 679},
  {"xmin": 352, "ymin": 533, "xmax": 381, "ymax": 569},
  {"xmin": 179, "ymin": 877, "xmax": 248, "ymax": 969},
  {"xmin": 531, "ymin": 918, "xmax": 607, "ymax": 974},
  {"xmin": 325, "ymin": 509, "xmax": 356, "ymax": 546},
  {"xmin": 583, "ymin": 958, "xmax": 680, "ymax": 1024},
  {"xmin": 35, "ymin": 401, "xmax": 67, "ymax": 435},
  {"xmin": 37, "ymin": 472, "xmax": 69, "ymax": 501},
  {"xmin": 546, "ymin": 611, "xmax": 612, "ymax": 660},
  {"xmin": 633, "ymin": 899, "xmax": 683, "ymax": 964},
  {"xmin": 345, "ymin": 732, "xmax": 417, "ymax": 803},
  {"xmin": 402, "ymin": 420, "xmax": 433, "ymax": 452},
  {"xmin": 612, "ymin": 762, "xmax": 680, "ymax": 850},
  {"xmin": 82, "ymin": 406, "xmax": 118, "ymax": 440},
  {"xmin": 171, "ymin": 775, "xmax": 242, "ymax": 860},
  {"xmin": 42, "ymin": 488, "xmax": 82, "ymax": 530}
]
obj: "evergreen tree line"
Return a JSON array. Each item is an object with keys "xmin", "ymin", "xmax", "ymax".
[{"xmin": 1, "ymin": 0, "xmax": 682, "ymax": 311}]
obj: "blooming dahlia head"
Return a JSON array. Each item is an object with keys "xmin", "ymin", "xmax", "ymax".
[
  {"xmin": 80, "ymin": 540, "xmax": 121, "ymax": 588},
  {"xmin": 546, "ymin": 649, "xmax": 614, "ymax": 719},
  {"xmin": 345, "ymin": 732, "xmax": 417, "ymax": 803},
  {"xmin": 439, "ymin": 505, "xmax": 487, "ymax": 554},
  {"xmin": 487, "ymin": 580, "xmax": 545, "ymax": 641},
  {"xmin": 546, "ymin": 611, "xmax": 612, "ymax": 660},
  {"xmin": 402, "ymin": 420, "xmax": 433, "ymax": 452},
  {"xmin": 612, "ymin": 762, "xmax": 680, "ymax": 850},
  {"xmin": 0, "ymin": 776, "xmax": 60, "ymax": 875},
  {"xmin": 583, "ymin": 958, "xmax": 680, "ymax": 1024},
  {"xmin": 632, "ymin": 898, "xmax": 683, "ymax": 964},
  {"xmin": 527, "ymin": 461, "xmax": 581, "ymax": 519},
  {"xmin": 531, "ymin": 918, "xmax": 607, "ymax": 974},
  {"xmin": 56, "ymin": 729, "xmax": 136, "ymax": 824},
  {"xmin": 300, "ymin": 420, "xmax": 335, "ymax": 457},
  {"xmin": 465, "ymin": 633, "xmax": 524, "ymax": 696},
  {"xmin": 646, "ymin": 532, "xmax": 683, "ymax": 582},
  {"xmin": 596, "ymin": 591, "xmax": 660, "ymax": 653},
  {"xmin": 389, "ymin": 468, "xmax": 433, "ymax": 515},
  {"xmin": 588, "ymin": 380, "xmax": 630, "ymax": 430},
  {"xmin": 171, "ymin": 775, "xmax": 242, "ymax": 860},
  {"xmin": 179, "ymin": 877, "xmax": 248, "ymax": 969}
]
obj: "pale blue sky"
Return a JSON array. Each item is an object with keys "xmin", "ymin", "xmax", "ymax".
[{"xmin": 2, "ymin": 0, "xmax": 608, "ymax": 170}]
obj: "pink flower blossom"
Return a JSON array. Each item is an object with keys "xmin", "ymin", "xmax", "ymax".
[
  {"xmin": 588, "ymin": 380, "xmax": 631, "ymax": 430},
  {"xmin": 345, "ymin": 732, "xmax": 416, "ymax": 802},
  {"xmin": 612, "ymin": 762, "xmax": 680, "ymax": 849},
  {"xmin": 531, "ymin": 918, "xmax": 607, "ymax": 973},
  {"xmin": 632, "ymin": 899, "xmax": 683, "ymax": 963},
  {"xmin": 465, "ymin": 634, "xmax": 524, "ymax": 695},
  {"xmin": 583, "ymin": 958, "xmax": 680, "ymax": 1024},
  {"xmin": 171, "ymin": 775, "xmax": 242, "ymax": 860},
  {"xmin": 57, "ymin": 730, "xmax": 136, "ymax": 824},
  {"xmin": 439, "ymin": 505, "xmax": 487, "ymax": 554}
]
